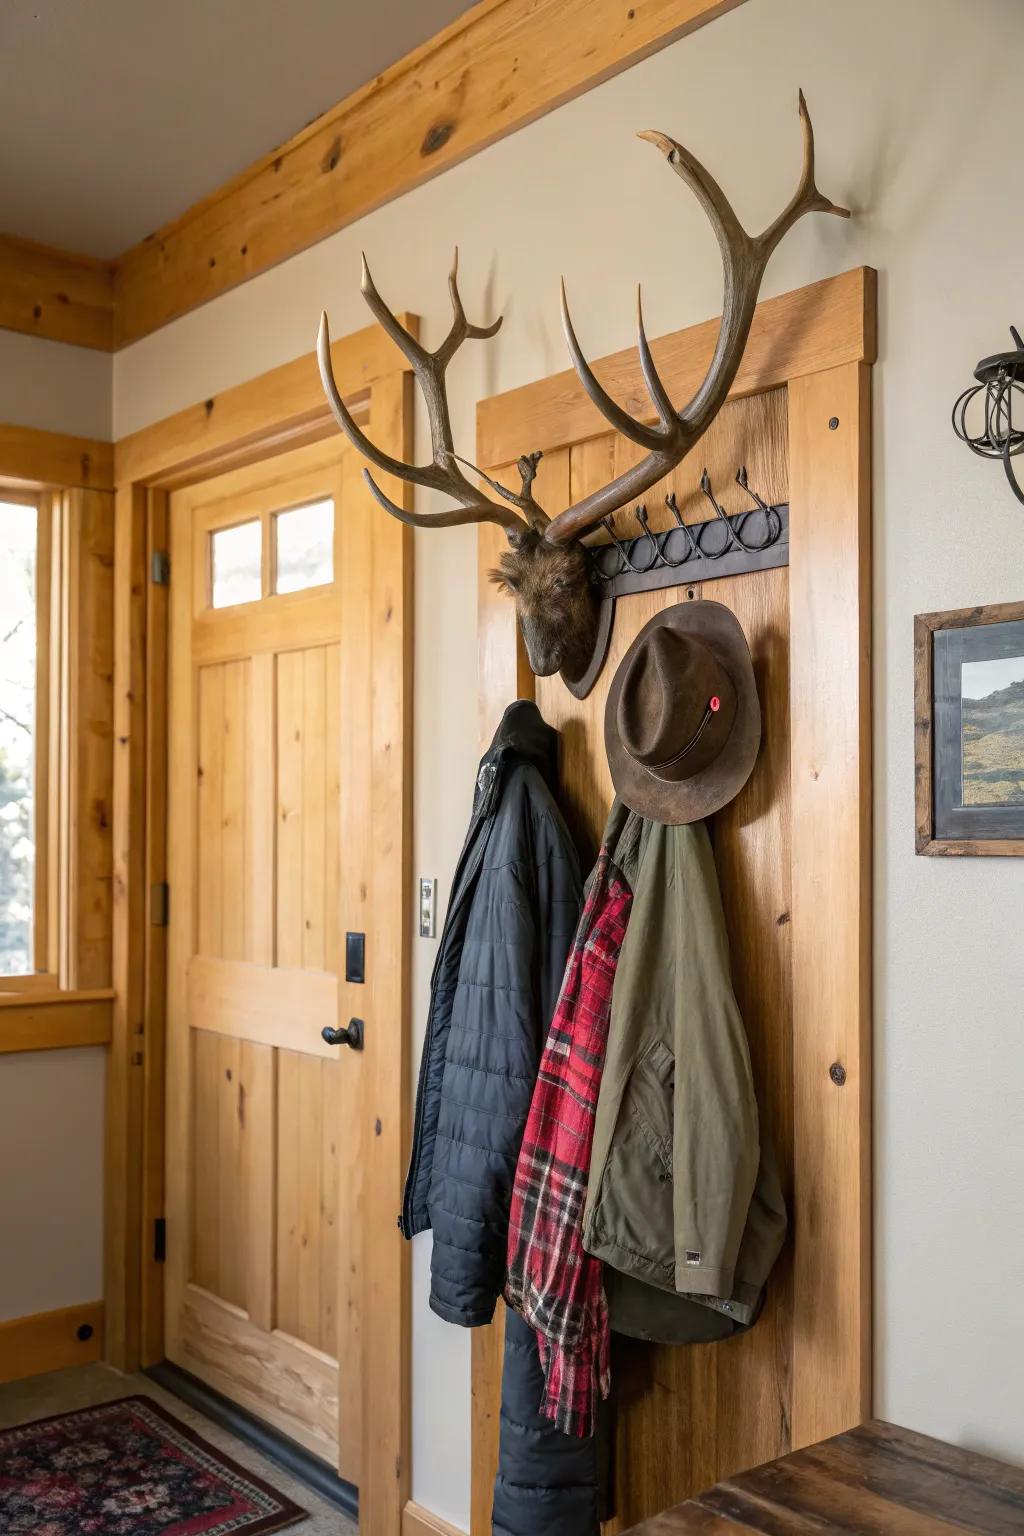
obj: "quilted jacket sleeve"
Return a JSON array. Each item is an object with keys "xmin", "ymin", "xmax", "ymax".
[{"xmin": 426, "ymin": 765, "xmax": 582, "ymax": 1328}]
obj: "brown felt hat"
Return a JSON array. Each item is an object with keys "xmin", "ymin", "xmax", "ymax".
[{"xmin": 605, "ymin": 601, "xmax": 761, "ymax": 824}]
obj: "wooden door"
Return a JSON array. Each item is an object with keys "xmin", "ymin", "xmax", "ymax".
[
  {"xmin": 472, "ymin": 271, "xmax": 873, "ymax": 1532},
  {"xmin": 166, "ymin": 437, "xmax": 365, "ymax": 1481}
]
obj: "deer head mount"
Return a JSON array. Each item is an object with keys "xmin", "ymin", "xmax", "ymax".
[{"xmin": 318, "ymin": 92, "xmax": 848, "ymax": 694}]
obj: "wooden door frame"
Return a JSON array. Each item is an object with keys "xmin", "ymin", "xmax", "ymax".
[
  {"xmin": 473, "ymin": 267, "xmax": 876, "ymax": 1532},
  {"xmin": 107, "ymin": 320, "xmax": 415, "ymax": 1536}
]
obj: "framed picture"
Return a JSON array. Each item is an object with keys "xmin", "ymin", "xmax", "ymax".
[{"xmin": 915, "ymin": 599, "xmax": 1024, "ymax": 855}]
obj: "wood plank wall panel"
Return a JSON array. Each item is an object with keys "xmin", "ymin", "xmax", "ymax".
[
  {"xmin": 276, "ymin": 1050, "xmax": 340, "ymax": 1355},
  {"xmin": 473, "ymin": 267, "xmax": 873, "ymax": 1531},
  {"xmin": 111, "ymin": 0, "xmax": 745, "ymax": 346},
  {"xmin": 274, "ymin": 644, "xmax": 340, "ymax": 973},
  {"xmin": 0, "ymin": 233, "xmax": 114, "ymax": 350},
  {"xmin": 521, "ymin": 395, "xmax": 794, "ymax": 1532},
  {"xmin": 787, "ymin": 362, "xmax": 872, "ymax": 1444}
]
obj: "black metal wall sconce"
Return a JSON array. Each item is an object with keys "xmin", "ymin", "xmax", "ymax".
[{"xmin": 952, "ymin": 325, "xmax": 1024, "ymax": 506}]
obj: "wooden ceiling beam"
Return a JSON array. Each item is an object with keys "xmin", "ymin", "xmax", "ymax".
[
  {"xmin": 110, "ymin": 0, "xmax": 745, "ymax": 347},
  {"xmin": 2, "ymin": 0, "xmax": 743, "ymax": 353},
  {"xmin": 0, "ymin": 233, "xmax": 115, "ymax": 351}
]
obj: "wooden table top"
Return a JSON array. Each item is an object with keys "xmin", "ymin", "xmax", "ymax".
[{"xmin": 624, "ymin": 1419, "xmax": 1024, "ymax": 1534}]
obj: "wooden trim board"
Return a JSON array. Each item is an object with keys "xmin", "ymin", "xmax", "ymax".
[
  {"xmin": 113, "ymin": 316, "xmax": 410, "ymax": 487},
  {"xmin": 403, "ymin": 1501, "xmax": 467, "ymax": 1536},
  {"xmin": 0, "ymin": 233, "xmax": 115, "ymax": 351},
  {"xmin": 0, "ymin": 990, "xmax": 113, "ymax": 1053},
  {"xmin": 477, "ymin": 268, "xmax": 876, "ymax": 467},
  {"xmin": 0, "ymin": 422, "xmax": 114, "ymax": 492},
  {"xmin": 0, "ymin": 1302, "xmax": 104, "ymax": 1384},
  {"xmin": 0, "ymin": 0, "xmax": 743, "ymax": 350}
]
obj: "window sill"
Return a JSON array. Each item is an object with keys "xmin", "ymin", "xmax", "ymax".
[{"xmin": 0, "ymin": 988, "xmax": 114, "ymax": 1053}]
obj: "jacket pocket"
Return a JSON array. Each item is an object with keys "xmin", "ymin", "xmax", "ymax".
[
  {"xmin": 626, "ymin": 1040, "xmax": 675, "ymax": 1175},
  {"xmin": 590, "ymin": 1041, "xmax": 676, "ymax": 1284}
]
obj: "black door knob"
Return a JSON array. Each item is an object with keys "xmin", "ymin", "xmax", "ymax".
[{"xmin": 322, "ymin": 1018, "xmax": 364, "ymax": 1051}]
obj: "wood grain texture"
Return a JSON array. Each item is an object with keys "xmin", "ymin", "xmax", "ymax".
[
  {"xmin": 111, "ymin": 0, "xmax": 745, "ymax": 347},
  {"xmin": 176, "ymin": 1284, "xmax": 339, "ymax": 1463},
  {"xmin": 358, "ymin": 367, "xmax": 414, "ymax": 1536},
  {"xmin": 788, "ymin": 363, "xmax": 872, "ymax": 1447},
  {"xmin": 0, "ymin": 422, "xmax": 113, "ymax": 492},
  {"xmin": 62, "ymin": 488, "xmax": 115, "ymax": 990},
  {"xmin": 114, "ymin": 318, "xmax": 412, "ymax": 488},
  {"xmin": 140, "ymin": 487, "xmax": 170, "ymax": 1367},
  {"xmin": 0, "ymin": 990, "xmax": 113, "ymax": 1052},
  {"xmin": 403, "ymin": 1502, "xmax": 468, "ymax": 1536},
  {"xmin": 914, "ymin": 599, "xmax": 1024, "ymax": 858},
  {"xmin": 0, "ymin": 1301, "xmax": 104, "ymax": 1384},
  {"xmin": 474, "ymin": 282, "xmax": 873, "ymax": 1531},
  {"xmin": 0, "ymin": 233, "xmax": 114, "ymax": 350},
  {"xmin": 620, "ymin": 1419, "xmax": 1024, "ymax": 1534},
  {"xmin": 478, "ymin": 269, "xmax": 876, "ymax": 469}
]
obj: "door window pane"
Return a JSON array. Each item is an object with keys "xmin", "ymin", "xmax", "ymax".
[
  {"xmin": 274, "ymin": 499, "xmax": 334, "ymax": 595},
  {"xmin": 211, "ymin": 520, "xmax": 262, "ymax": 608},
  {"xmin": 0, "ymin": 500, "xmax": 37, "ymax": 976}
]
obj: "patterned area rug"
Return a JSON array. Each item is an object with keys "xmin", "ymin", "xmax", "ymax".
[{"xmin": 0, "ymin": 1394, "xmax": 307, "ymax": 1535}]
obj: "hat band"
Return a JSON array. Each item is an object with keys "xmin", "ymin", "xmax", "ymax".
[{"xmin": 642, "ymin": 698, "xmax": 718, "ymax": 774}]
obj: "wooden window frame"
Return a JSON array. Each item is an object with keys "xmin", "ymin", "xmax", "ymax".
[
  {"xmin": 0, "ymin": 473, "xmax": 115, "ymax": 1048},
  {"xmin": 108, "ymin": 321, "xmax": 414, "ymax": 1536}
]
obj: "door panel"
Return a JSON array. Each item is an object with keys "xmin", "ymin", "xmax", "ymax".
[{"xmin": 167, "ymin": 437, "xmax": 362, "ymax": 1479}]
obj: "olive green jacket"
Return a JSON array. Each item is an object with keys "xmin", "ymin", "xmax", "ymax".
[{"xmin": 582, "ymin": 812, "xmax": 786, "ymax": 1342}]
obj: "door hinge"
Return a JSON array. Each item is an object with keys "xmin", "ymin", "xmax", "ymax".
[
  {"xmin": 151, "ymin": 550, "xmax": 170, "ymax": 585},
  {"xmin": 151, "ymin": 882, "xmax": 170, "ymax": 927},
  {"xmin": 154, "ymin": 1218, "xmax": 167, "ymax": 1263}
]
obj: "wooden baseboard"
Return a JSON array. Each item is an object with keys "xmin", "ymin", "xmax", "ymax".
[
  {"xmin": 0, "ymin": 1301, "xmax": 104, "ymax": 1385},
  {"xmin": 403, "ymin": 1500, "xmax": 468, "ymax": 1536}
]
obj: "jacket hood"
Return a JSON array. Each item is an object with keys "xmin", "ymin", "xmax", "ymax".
[{"xmin": 483, "ymin": 700, "xmax": 560, "ymax": 795}]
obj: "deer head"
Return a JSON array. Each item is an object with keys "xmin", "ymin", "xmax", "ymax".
[{"xmin": 318, "ymin": 93, "xmax": 848, "ymax": 689}]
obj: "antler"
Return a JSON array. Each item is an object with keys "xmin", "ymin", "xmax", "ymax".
[
  {"xmin": 318, "ymin": 250, "xmax": 548, "ymax": 534},
  {"xmin": 545, "ymin": 91, "xmax": 849, "ymax": 544}
]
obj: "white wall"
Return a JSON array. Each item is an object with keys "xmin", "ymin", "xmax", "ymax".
[
  {"xmin": 0, "ymin": 330, "xmax": 111, "ymax": 1326},
  {"xmin": 0, "ymin": 1047, "xmax": 106, "ymax": 1320},
  {"xmin": 112, "ymin": 0, "xmax": 1024, "ymax": 1522},
  {"xmin": 0, "ymin": 329, "xmax": 111, "ymax": 440}
]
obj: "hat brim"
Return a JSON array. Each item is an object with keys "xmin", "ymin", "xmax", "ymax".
[{"xmin": 605, "ymin": 601, "xmax": 761, "ymax": 825}]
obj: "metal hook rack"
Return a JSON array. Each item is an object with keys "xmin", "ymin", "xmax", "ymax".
[{"xmin": 584, "ymin": 467, "xmax": 788, "ymax": 600}]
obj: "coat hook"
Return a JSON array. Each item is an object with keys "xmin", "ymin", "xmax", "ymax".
[
  {"xmin": 699, "ymin": 469, "xmax": 746, "ymax": 558},
  {"xmin": 734, "ymin": 465, "xmax": 782, "ymax": 550},
  {"xmin": 632, "ymin": 505, "xmax": 662, "ymax": 572}
]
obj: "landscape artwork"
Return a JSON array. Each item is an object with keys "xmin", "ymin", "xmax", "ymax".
[{"xmin": 961, "ymin": 654, "xmax": 1024, "ymax": 805}]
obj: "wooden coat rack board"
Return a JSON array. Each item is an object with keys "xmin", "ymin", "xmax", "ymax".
[{"xmin": 473, "ymin": 267, "xmax": 875, "ymax": 1534}]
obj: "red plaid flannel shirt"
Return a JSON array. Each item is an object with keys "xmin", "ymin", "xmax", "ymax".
[{"xmin": 505, "ymin": 843, "xmax": 633, "ymax": 1437}]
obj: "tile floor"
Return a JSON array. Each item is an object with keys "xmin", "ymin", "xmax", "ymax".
[{"xmin": 0, "ymin": 1362, "xmax": 357, "ymax": 1534}]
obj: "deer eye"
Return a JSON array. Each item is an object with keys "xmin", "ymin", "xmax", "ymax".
[{"xmin": 503, "ymin": 575, "xmax": 520, "ymax": 592}]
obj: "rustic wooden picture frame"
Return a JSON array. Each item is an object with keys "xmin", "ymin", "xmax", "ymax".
[{"xmin": 915, "ymin": 599, "xmax": 1024, "ymax": 857}]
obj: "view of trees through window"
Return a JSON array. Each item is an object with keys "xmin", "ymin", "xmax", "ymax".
[{"xmin": 0, "ymin": 499, "xmax": 38, "ymax": 976}]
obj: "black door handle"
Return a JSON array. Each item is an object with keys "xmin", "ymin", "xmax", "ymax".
[{"xmin": 322, "ymin": 1018, "xmax": 364, "ymax": 1051}]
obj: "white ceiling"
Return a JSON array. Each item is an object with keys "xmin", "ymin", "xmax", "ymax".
[{"xmin": 0, "ymin": 0, "xmax": 475, "ymax": 260}]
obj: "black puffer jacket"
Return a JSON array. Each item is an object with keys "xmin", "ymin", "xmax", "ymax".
[{"xmin": 400, "ymin": 701, "xmax": 583, "ymax": 1327}]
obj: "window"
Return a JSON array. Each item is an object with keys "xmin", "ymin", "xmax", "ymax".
[
  {"xmin": 211, "ymin": 519, "xmax": 262, "ymax": 609},
  {"xmin": 273, "ymin": 499, "xmax": 334, "ymax": 594},
  {"xmin": 0, "ymin": 494, "xmax": 51, "ymax": 978}
]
